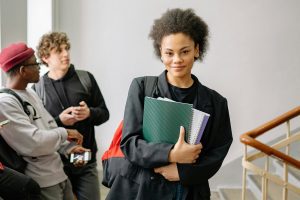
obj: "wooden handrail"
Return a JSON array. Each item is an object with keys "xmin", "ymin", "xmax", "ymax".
[
  {"xmin": 242, "ymin": 106, "xmax": 300, "ymax": 138},
  {"xmin": 240, "ymin": 106, "xmax": 300, "ymax": 169}
]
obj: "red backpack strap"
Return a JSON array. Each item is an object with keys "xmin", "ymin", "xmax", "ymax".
[{"xmin": 101, "ymin": 120, "xmax": 124, "ymax": 161}]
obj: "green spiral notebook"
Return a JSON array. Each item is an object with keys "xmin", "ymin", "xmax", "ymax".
[
  {"xmin": 143, "ymin": 97, "xmax": 210, "ymax": 144},
  {"xmin": 143, "ymin": 97, "xmax": 192, "ymax": 144}
]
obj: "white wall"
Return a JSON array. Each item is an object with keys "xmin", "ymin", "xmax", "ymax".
[
  {"xmin": 55, "ymin": 0, "xmax": 300, "ymax": 168},
  {"xmin": 27, "ymin": 0, "xmax": 53, "ymax": 48},
  {"xmin": 0, "ymin": 0, "xmax": 27, "ymax": 46},
  {"xmin": 27, "ymin": 0, "xmax": 55, "ymax": 79},
  {"xmin": 0, "ymin": 0, "xmax": 27, "ymax": 85}
]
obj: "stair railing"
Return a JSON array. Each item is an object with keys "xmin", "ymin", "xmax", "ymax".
[{"xmin": 240, "ymin": 106, "xmax": 300, "ymax": 200}]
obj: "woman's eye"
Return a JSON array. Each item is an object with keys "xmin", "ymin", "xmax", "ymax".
[{"xmin": 182, "ymin": 50, "xmax": 190, "ymax": 54}]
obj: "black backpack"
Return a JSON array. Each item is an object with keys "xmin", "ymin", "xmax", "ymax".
[{"xmin": 0, "ymin": 88, "xmax": 31, "ymax": 173}]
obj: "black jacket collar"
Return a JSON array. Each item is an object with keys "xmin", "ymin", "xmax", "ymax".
[
  {"xmin": 156, "ymin": 70, "xmax": 212, "ymax": 111},
  {"xmin": 44, "ymin": 64, "xmax": 76, "ymax": 83}
]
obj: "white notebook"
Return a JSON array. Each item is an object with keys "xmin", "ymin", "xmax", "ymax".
[{"xmin": 188, "ymin": 109, "xmax": 210, "ymax": 144}]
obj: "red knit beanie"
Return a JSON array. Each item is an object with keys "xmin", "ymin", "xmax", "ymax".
[{"xmin": 0, "ymin": 42, "xmax": 34, "ymax": 72}]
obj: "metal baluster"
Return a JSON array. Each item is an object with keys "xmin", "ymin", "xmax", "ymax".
[
  {"xmin": 242, "ymin": 145, "xmax": 247, "ymax": 200},
  {"xmin": 283, "ymin": 120, "xmax": 291, "ymax": 200}
]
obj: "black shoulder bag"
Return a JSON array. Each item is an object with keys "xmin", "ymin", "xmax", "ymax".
[{"xmin": 0, "ymin": 88, "xmax": 31, "ymax": 173}]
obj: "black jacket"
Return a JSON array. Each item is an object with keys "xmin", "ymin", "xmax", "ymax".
[
  {"xmin": 33, "ymin": 65, "xmax": 109, "ymax": 163},
  {"xmin": 107, "ymin": 71, "xmax": 232, "ymax": 200}
]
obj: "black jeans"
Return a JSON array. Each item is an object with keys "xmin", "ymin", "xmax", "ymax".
[{"xmin": 0, "ymin": 166, "xmax": 41, "ymax": 200}]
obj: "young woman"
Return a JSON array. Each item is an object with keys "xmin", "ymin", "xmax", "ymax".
[{"xmin": 107, "ymin": 8, "xmax": 233, "ymax": 200}]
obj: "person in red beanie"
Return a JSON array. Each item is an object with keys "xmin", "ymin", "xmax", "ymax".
[{"xmin": 0, "ymin": 42, "xmax": 88, "ymax": 200}]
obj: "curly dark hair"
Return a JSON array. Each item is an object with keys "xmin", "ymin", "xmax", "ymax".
[
  {"xmin": 149, "ymin": 8, "xmax": 209, "ymax": 61},
  {"xmin": 36, "ymin": 32, "xmax": 71, "ymax": 66}
]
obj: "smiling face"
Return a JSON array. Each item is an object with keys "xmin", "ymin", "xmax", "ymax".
[{"xmin": 160, "ymin": 33, "xmax": 199, "ymax": 87}]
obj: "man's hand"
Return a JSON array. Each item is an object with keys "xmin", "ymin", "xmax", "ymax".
[
  {"xmin": 168, "ymin": 126, "xmax": 202, "ymax": 163},
  {"xmin": 66, "ymin": 129, "xmax": 83, "ymax": 145},
  {"xmin": 154, "ymin": 163, "xmax": 179, "ymax": 181},
  {"xmin": 72, "ymin": 101, "xmax": 90, "ymax": 121},
  {"xmin": 59, "ymin": 107, "xmax": 77, "ymax": 126},
  {"xmin": 70, "ymin": 146, "xmax": 91, "ymax": 167}
]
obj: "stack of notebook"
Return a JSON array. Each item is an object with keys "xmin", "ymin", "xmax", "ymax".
[{"xmin": 142, "ymin": 97, "xmax": 210, "ymax": 144}]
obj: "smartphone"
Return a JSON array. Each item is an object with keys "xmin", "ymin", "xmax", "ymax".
[
  {"xmin": 0, "ymin": 119, "xmax": 10, "ymax": 126},
  {"xmin": 70, "ymin": 151, "xmax": 91, "ymax": 163}
]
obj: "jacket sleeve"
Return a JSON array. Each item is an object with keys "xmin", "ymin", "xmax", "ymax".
[
  {"xmin": 0, "ymin": 96, "xmax": 68, "ymax": 157},
  {"xmin": 58, "ymin": 141, "xmax": 78, "ymax": 158},
  {"xmin": 120, "ymin": 78, "xmax": 173, "ymax": 168},
  {"xmin": 177, "ymin": 98, "xmax": 233, "ymax": 185},
  {"xmin": 87, "ymin": 73, "xmax": 109, "ymax": 125}
]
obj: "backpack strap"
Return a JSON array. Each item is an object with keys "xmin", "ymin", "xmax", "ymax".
[
  {"xmin": 76, "ymin": 70, "xmax": 92, "ymax": 93},
  {"xmin": 34, "ymin": 69, "xmax": 91, "ymax": 106},
  {"xmin": 144, "ymin": 76, "xmax": 158, "ymax": 97},
  {"xmin": 0, "ymin": 88, "xmax": 31, "ymax": 116},
  {"xmin": 0, "ymin": 89, "xmax": 30, "ymax": 172}
]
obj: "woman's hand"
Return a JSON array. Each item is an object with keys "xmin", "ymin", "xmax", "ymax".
[
  {"xmin": 168, "ymin": 126, "xmax": 202, "ymax": 163},
  {"xmin": 154, "ymin": 163, "xmax": 179, "ymax": 181}
]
